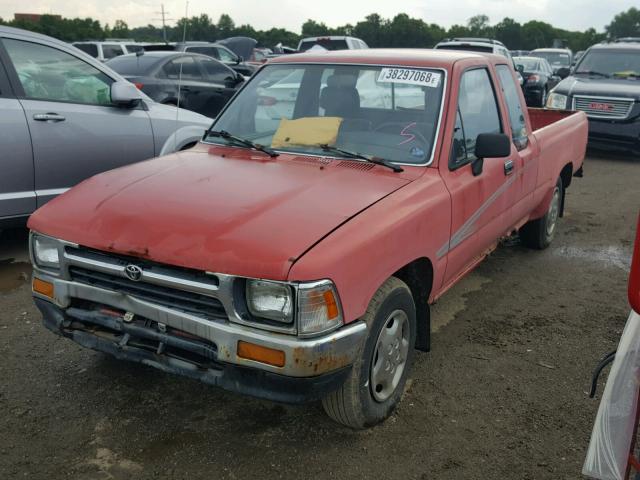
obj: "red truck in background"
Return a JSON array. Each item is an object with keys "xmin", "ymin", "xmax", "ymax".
[{"xmin": 28, "ymin": 49, "xmax": 588, "ymax": 428}]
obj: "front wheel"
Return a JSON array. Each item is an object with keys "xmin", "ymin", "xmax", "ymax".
[
  {"xmin": 520, "ymin": 178, "xmax": 563, "ymax": 249},
  {"xmin": 321, "ymin": 277, "xmax": 416, "ymax": 429}
]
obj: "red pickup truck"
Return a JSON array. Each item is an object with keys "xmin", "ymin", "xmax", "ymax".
[{"xmin": 28, "ymin": 50, "xmax": 588, "ymax": 428}]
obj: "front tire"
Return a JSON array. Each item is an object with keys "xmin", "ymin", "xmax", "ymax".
[
  {"xmin": 520, "ymin": 178, "xmax": 563, "ymax": 249},
  {"xmin": 322, "ymin": 277, "xmax": 416, "ymax": 429}
]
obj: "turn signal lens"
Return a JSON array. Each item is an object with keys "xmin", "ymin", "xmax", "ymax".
[
  {"xmin": 297, "ymin": 281, "xmax": 343, "ymax": 336},
  {"xmin": 237, "ymin": 341, "xmax": 285, "ymax": 367},
  {"xmin": 32, "ymin": 278, "xmax": 54, "ymax": 298}
]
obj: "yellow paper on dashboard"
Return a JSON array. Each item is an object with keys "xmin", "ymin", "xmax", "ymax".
[{"xmin": 271, "ymin": 117, "xmax": 343, "ymax": 148}]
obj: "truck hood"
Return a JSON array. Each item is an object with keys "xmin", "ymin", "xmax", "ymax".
[
  {"xmin": 28, "ymin": 144, "xmax": 416, "ymax": 280},
  {"xmin": 555, "ymin": 75, "xmax": 640, "ymax": 100}
]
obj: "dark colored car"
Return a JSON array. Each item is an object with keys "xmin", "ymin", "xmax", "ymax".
[
  {"xmin": 546, "ymin": 40, "xmax": 640, "ymax": 153},
  {"xmin": 177, "ymin": 42, "xmax": 257, "ymax": 77},
  {"xmin": 529, "ymin": 48, "xmax": 573, "ymax": 75},
  {"xmin": 514, "ymin": 56, "xmax": 561, "ymax": 106},
  {"xmin": 106, "ymin": 51, "xmax": 244, "ymax": 118}
]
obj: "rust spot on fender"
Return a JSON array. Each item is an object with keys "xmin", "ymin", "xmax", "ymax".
[{"xmin": 291, "ymin": 347, "xmax": 351, "ymax": 375}]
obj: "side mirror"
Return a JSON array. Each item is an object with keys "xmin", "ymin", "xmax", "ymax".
[
  {"xmin": 471, "ymin": 133, "xmax": 511, "ymax": 177},
  {"xmin": 516, "ymin": 64, "xmax": 524, "ymax": 74},
  {"xmin": 236, "ymin": 56, "xmax": 243, "ymax": 65},
  {"xmin": 629, "ymin": 215, "xmax": 640, "ymax": 314},
  {"xmin": 556, "ymin": 67, "xmax": 570, "ymax": 79},
  {"xmin": 111, "ymin": 81, "xmax": 141, "ymax": 107}
]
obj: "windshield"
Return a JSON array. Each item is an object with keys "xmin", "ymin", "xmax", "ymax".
[
  {"xmin": 530, "ymin": 51, "xmax": 570, "ymax": 67},
  {"xmin": 514, "ymin": 57, "xmax": 540, "ymax": 71},
  {"xmin": 575, "ymin": 50, "xmax": 640, "ymax": 77},
  {"xmin": 299, "ymin": 39, "xmax": 349, "ymax": 51},
  {"xmin": 205, "ymin": 64, "xmax": 445, "ymax": 165}
]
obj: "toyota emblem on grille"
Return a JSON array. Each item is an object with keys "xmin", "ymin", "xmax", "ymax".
[{"xmin": 124, "ymin": 264, "xmax": 143, "ymax": 282}]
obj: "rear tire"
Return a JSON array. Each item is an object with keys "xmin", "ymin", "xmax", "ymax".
[
  {"xmin": 322, "ymin": 277, "xmax": 416, "ymax": 429},
  {"xmin": 520, "ymin": 178, "xmax": 563, "ymax": 249}
]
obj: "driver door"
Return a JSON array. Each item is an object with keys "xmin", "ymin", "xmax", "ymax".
[{"xmin": 0, "ymin": 36, "xmax": 154, "ymax": 207}]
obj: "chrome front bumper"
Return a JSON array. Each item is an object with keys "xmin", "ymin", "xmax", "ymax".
[{"xmin": 33, "ymin": 269, "xmax": 367, "ymax": 378}]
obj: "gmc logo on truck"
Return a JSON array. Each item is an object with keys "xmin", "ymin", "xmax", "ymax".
[{"xmin": 589, "ymin": 102, "xmax": 614, "ymax": 111}]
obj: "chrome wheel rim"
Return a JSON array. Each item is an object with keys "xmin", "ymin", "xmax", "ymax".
[
  {"xmin": 370, "ymin": 309, "xmax": 410, "ymax": 402},
  {"xmin": 546, "ymin": 186, "xmax": 561, "ymax": 237}
]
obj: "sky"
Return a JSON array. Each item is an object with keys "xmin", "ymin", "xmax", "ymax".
[{"xmin": 0, "ymin": 0, "xmax": 637, "ymax": 33}]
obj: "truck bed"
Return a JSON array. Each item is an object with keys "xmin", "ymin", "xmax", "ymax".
[{"xmin": 528, "ymin": 108, "xmax": 581, "ymax": 132}]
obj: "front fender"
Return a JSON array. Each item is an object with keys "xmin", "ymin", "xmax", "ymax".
[
  {"xmin": 287, "ymin": 172, "xmax": 450, "ymax": 324},
  {"xmin": 159, "ymin": 125, "xmax": 207, "ymax": 156}
]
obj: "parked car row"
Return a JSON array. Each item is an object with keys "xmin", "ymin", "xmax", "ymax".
[{"xmin": 0, "ymin": 26, "xmax": 212, "ymax": 226}]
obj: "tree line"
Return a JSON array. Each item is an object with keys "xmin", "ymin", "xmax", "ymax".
[{"xmin": 1, "ymin": 7, "xmax": 639, "ymax": 52}]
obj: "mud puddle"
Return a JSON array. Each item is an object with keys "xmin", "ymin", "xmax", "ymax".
[
  {"xmin": 431, "ymin": 273, "xmax": 491, "ymax": 332},
  {"xmin": 0, "ymin": 259, "xmax": 31, "ymax": 293},
  {"xmin": 552, "ymin": 245, "xmax": 631, "ymax": 271}
]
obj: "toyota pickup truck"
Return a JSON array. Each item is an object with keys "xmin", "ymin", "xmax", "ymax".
[{"xmin": 28, "ymin": 49, "xmax": 588, "ymax": 429}]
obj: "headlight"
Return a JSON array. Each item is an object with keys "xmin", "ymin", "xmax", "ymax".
[
  {"xmin": 546, "ymin": 92, "xmax": 568, "ymax": 109},
  {"xmin": 246, "ymin": 279, "xmax": 294, "ymax": 324},
  {"xmin": 32, "ymin": 234, "xmax": 60, "ymax": 269},
  {"xmin": 297, "ymin": 280, "xmax": 343, "ymax": 336}
]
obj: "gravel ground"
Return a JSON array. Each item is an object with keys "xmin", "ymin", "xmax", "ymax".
[{"xmin": 0, "ymin": 152, "xmax": 638, "ymax": 480}]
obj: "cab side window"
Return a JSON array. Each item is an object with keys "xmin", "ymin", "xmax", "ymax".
[
  {"xmin": 3, "ymin": 38, "xmax": 113, "ymax": 105},
  {"xmin": 449, "ymin": 68, "xmax": 502, "ymax": 170},
  {"xmin": 496, "ymin": 64, "xmax": 529, "ymax": 150}
]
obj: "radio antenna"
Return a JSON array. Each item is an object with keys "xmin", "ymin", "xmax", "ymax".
[{"xmin": 174, "ymin": 1, "xmax": 189, "ymax": 152}]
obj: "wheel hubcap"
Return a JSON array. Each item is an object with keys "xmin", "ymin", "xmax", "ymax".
[
  {"xmin": 370, "ymin": 310, "xmax": 410, "ymax": 402},
  {"xmin": 546, "ymin": 186, "xmax": 560, "ymax": 237}
]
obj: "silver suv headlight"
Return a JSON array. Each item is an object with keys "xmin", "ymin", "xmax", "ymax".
[
  {"xmin": 31, "ymin": 234, "xmax": 61, "ymax": 270},
  {"xmin": 546, "ymin": 92, "xmax": 568, "ymax": 110}
]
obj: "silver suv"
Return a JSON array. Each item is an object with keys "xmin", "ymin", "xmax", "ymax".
[{"xmin": 0, "ymin": 26, "xmax": 212, "ymax": 226}]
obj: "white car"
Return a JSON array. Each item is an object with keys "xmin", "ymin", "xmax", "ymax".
[
  {"xmin": 435, "ymin": 38, "xmax": 524, "ymax": 85},
  {"xmin": 297, "ymin": 36, "xmax": 368, "ymax": 52},
  {"xmin": 72, "ymin": 41, "xmax": 144, "ymax": 62}
]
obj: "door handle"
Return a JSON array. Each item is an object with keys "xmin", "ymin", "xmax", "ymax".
[
  {"xmin": 33, "ymin": 113, "xmax": 66, "ymax": 122},
  {"xmin": 504, "ymin": 159, "xmax": 514, "ymax": 176}
]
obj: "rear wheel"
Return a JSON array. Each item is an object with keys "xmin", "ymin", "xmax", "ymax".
[
  {"xmin": 520, "ymin": 178, "xmax": 563, "ymax": 249},
  {"xmin": 321, "ymin": 277, "xmax": 416, "ymax": 429}
]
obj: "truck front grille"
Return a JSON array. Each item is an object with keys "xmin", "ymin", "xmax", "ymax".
[
  {"xmin": 64, "ymin": 247, "xmax": 227, "ymax": 321},
  {"xmin": 573, "ymin": 96, "xmax": 634, "ymax": 119},
  {"xmin": 69, "ymin": 267, "xmax": 227, "ymax": 319}
]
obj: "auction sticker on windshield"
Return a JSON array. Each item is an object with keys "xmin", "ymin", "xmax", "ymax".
[{"xmin": 377, "ymin": 68, "xmax": 442, "ymax": 88}]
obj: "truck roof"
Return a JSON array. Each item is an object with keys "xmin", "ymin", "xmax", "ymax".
[{"xmin": 268, "ymin": 48, "xmax": 501, "ymax": 68}]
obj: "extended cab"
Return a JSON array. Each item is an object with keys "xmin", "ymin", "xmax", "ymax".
[{"xmin": 28, "ymin": 50, "xmax": 588, "ymax": 428}]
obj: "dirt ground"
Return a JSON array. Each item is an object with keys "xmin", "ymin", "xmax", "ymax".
[{"xmin": 0, "ymin": 152, "xmax": 638, "ymax": 480}]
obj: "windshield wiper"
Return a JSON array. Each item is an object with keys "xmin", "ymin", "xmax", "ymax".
[
  {"xmin": 319, "ymin": 144, "xmax": 403, "ymax": 172},
  {"xmin": 575, "ymin": 70, "xmax": 610, "ymax": 78},
  {"xmin": 208, "ymin": 130, "xmax": 279, "ymax": 158}
]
